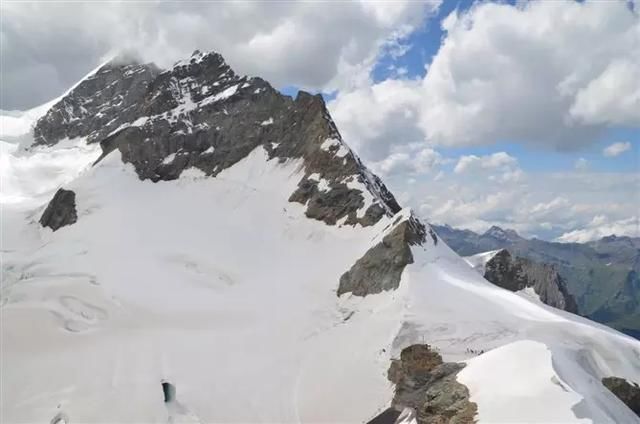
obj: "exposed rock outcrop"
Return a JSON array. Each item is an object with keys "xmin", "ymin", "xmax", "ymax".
[
  {"xmin": 39, "ymin": 189, "xmax": 78, "ymax": 231},
  {"xmin": 602, "ymin": 377, "xmax": 640, "ymax": 417},
  {"xmin": 483, "ymin": 249, "xmax": 578, "ymax": 313},
  {"xmin": 34, "ymin": 51, "xmax": 400, "ymax": 227},
  {"xmin": 35, "ymin": 59, "xmax": 160, "ymax": 145},
  {"xmin": 369, "ymin": 344, "xmax": 477, "ymax": 424},
  {"xmin": 337, "ymin": 215, "xmax": 426, "ymax": 296}
]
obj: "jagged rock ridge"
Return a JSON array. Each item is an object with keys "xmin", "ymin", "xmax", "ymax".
[
  {"xmin": 34, "ymin": 50, "xmax": 400, "ymax": 228},
  {"xmin": 338, "ymin": 214, "xmax": 427, "ymax": 297},
  {"xmin": 483, "ymin": 249, "xmax": 578, "ymax": 313}
]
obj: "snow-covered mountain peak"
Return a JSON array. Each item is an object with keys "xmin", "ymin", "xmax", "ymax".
[
  {"xmin": 3, "ymin": 50, "xmax": 640, "ymax": 424},
  {"xmin": 32, "ymin": 50, "xmax": 401, "ymax": 227}
]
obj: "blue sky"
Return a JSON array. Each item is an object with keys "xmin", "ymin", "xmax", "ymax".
[
  {"xmin": 275, "ymin": 0, "xmax": 640, "ymax": 178},
  {"xmin": 371, "ymin": 0, "xmax": 479, "ymax": 83},
  {"xmin": 369, "ymin": 0, "xmax": 638, "ymax": 175},
  {"xmin": 433, "ymin": 129, "xmax": 639, "ymax": 173}
]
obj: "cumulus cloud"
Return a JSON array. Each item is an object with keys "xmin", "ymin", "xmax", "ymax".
[
  {"xmin": 418, "ymin": 0, "xmax": 640, "ymax": 147},
  {"xmin": 0, "ymin": 1, "xmax": 440, "ymax": 109},
  {"xmin": 569, "ymin": 60, "xmax": 640, "ymax": 126},
  {"xmin": 603, "ymin": 141, "xmax": 632, "ymax": 157},
  {"xmin": 331, "ymin": 0, "xmax": 640, "ymax": 152}
]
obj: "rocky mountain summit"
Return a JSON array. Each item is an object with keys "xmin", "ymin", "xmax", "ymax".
[
  {"xmin": 435, "ymin": 224, "xmax": 640, "ymax": 338},
  {"xmin": 34, "ymin": 51, "xmax": 400, "ymax": 229},
  {"xmin": 481, "ymin": 249, "xmax": 578, "ymax": 313}
]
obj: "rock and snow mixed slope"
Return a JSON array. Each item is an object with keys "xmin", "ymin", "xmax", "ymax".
[
  {"xmin": 435, "ymin": 224, "xmax": 640, "ymax": 337},
  {"xmin": 465, "ymin": 249, "xmax": 578, "ymax": 313},
  {"xmin": 2, "ymin": 51, "xmax": 640, "ymax": 423}
]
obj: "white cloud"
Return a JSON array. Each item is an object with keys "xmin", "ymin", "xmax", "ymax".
[
  {"xmin": 556, "ymin": 216, "xmax": 640, "ymax": 243},
  {"xmin": 529, "ymin": 197, "xmax": 571, "ymax": 221},
  {"xmin": 569, "ymin": 60, "xmax": 640, "ymax": 126},
  {"xmin": 603, "ymin": 141, "xmax": 632, "ymax": 157},
  {"xmin": 418, "ymin": 190, "xmax": 522, "ymax": 234},
  {"xmin": 453, "ymin": 152, "xmax": 523, "ymax": 183},
  {"xmin": 329, "ymin": 78, "xmax": 424, "ymax": 160},
  {"xmin": 418, "ymin": 0, "xmax": 639, "ymax": 147},
  {"xmin": 0, "ymin": 1, "xmax": 441, "ymax": 109},
  {"xmin": 386, "ymin": 169, "xmax": 640, "ymax": 240},
  {"xmin": 369, "ymin": 143, "xmax": 444, "ymax": 177},
  {"xmin": 454, "ymin": 152, "xmax": 517, "ymax": 173},
  {"xmin": 574, "ymin": 158, "xmax": 590, "ymax": 171},
  {"xmin": 331, "ymin": 0, "xmax": 640, "ymax": 153}
]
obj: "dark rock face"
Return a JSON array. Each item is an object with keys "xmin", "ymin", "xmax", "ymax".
[
  {"xmin": 39, "ymin": 189, "xmax": 78, "ymax": 231},
  {"xmin": 35, "ymin": 51, "xmax": 400, "ymax": 227},
  {"xmin": 376, "ymin": 344, "xmax": 477, "ymax": 424},
  {"xmin": 483, "ymin": 249, "xmax": 578, "ymax": 313},
  {"xmin": 35, "ymin": 59, "xmax": 160, "ymax": 146},
  {"xmin": 602, "ymin": 377, "xmax": 640, "ymax": 417},
  {"xmin": 337, "ymin": 216, "xmax": 427, "ymax": 297}
]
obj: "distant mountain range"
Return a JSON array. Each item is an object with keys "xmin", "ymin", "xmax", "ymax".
[{"xmin": 433, "ymin": 224, "xmax": 640, "ymax": 338}]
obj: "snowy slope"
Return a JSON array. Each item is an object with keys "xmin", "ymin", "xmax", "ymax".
[
  {"xmin": 406, "ymin": 243, "xmax": 640, "ymax": 423},
  {"xmin": 2, "ymin": 55, "xmax": 640, "ymax": 424}
]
